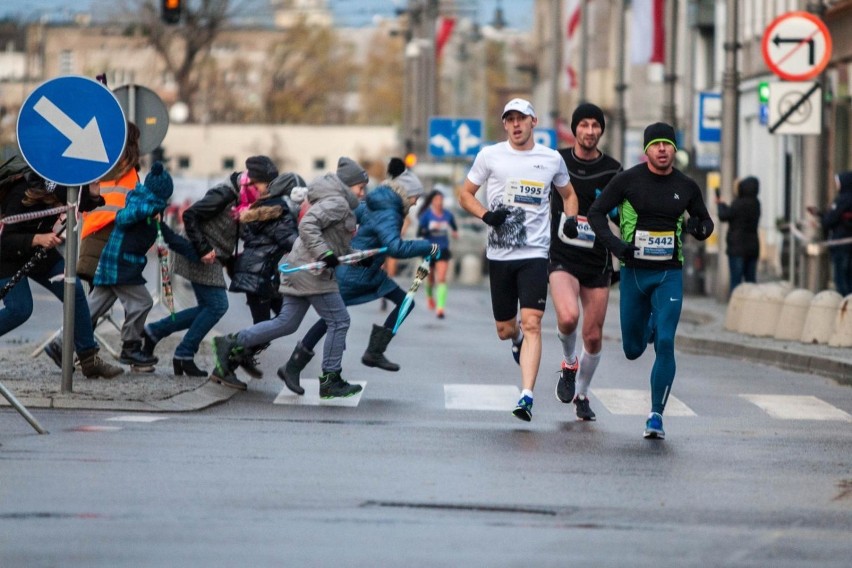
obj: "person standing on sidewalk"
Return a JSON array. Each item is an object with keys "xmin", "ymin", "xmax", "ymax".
[
  {"xmin": 211, "ymin": 158, "xmax": 367, "ymax": 397},
  {"xmin": 588, "ymin": 122, "xmax": 714, "ymax": 440},
  {"xmin": 808, "ymin": 171, "xmax": 852, "ymax": 297},
  {"xmin": 550, "ymin": 103, "xmax": 622, "ymax": 421},
  {"xmin": 717, "ymin": 176, "xmax": 761, "ymax": 294},
  {"xmin": 417, "ymin": 187, "xmax": 458, "ymax": 319},
  {"xmin": 142, "ymin": 156, "xmax": 279, "ymax": 377},
  {"xmin": 459, "ymin": 98, "xmax": 579, "ymax": 422}
]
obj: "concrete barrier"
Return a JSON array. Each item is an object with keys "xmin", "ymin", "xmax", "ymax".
[
  {"xmin": 800, "ymin": 290, "xmax": 843, "ymax": 345},
  {"xmin": 828, "ymin": 295, "xmax": 852, "ymax": 347},
  {"xmin": 458, "ymin": 253, "xmax": 483, "ymax": 285},
  {"xmin": 774, "ymin": 288, "xmax": 815, "ymax": 341},
  {"xmin": 739, "ymin": 283, "xmax": 789, "ymax": 337},
  {"xmin": 725, "ymin": 282, "xmax": 756, "ymax": 332}
]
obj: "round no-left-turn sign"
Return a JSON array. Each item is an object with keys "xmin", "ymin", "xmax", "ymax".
[{"xmin": 762, "ymin": 11, "xmax": 832, "ymax": 81}]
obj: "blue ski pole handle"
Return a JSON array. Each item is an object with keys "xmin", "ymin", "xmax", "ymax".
[
  {"xmin": 279, "ymin": 247, "xmax": 388, "ymax": 274},
  {"xmin": 392, "ymin": 255, "xmax": 432, "ymax": 334}
]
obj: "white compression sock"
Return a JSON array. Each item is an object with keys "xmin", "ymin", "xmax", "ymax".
[
  {"xmin": 576, "ymin": 347, "xmax": 601, "ymax": 396},
  {"xmin": 557, "ymin": 329, "xmax": 578, "ymax": 366}
]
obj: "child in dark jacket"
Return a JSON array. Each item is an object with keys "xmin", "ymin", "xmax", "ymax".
[{"xmin": 90, "ymin": 162, "xmax": 197, "ymax": 368}]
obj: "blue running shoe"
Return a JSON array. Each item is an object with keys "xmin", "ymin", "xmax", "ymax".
[
  {"xmin": 511, "ymin": 334, "xmax": 523, "ymax": 365},
  {"xmin": 512, "ymin": 395, "xmax": 533, "ymax": 422},
  {"xmin": 643, "ymin": 412, "xmax": 665, "ymax": 439}
]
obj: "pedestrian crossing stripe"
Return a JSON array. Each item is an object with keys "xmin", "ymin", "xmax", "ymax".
[
  {"xmin": 444, "ymin": 384, "xmax": 521, "ymax": 411},
  {"xmin": 591, "ymin": 388, "xmax": 696, "ymax": 416},
  {"xmin": 106, "ymin": 415, "xmax": 169, "ymax": 423},
  {"xmin": 273, "ymin": 379, "xmax": 366, "ymax": 407},
  {"xmin": 739, "ymin": 394, "xmax": 852, "ymax": 422}
]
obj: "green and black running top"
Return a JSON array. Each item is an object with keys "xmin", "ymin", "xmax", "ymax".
[
  {"xmin": 587, "ymin": 163, "xmax": 713, "ymax": 270},
  {"xmin": 550, "ymin": 148, "xmax": 622, "ymax": 270}
]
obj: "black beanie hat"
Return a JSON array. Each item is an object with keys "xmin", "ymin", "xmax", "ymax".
[
  {"xmin": 643, "ymin": 122, "xmax": 677, "ymax": 152},
  {"xmin": 571, "ymin": 103, "xmax": 606, "ymax": 135},
  {"xmin": 245, "ymin": 155, "xmax": 278, "ymax": 183}
]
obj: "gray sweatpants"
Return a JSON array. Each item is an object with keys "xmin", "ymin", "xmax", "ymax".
[
  {"xmin": 236, "ymin": 292, "xmax": 350, "ymax": 373},
  {"xmin": 88, "ymin": 284, "xmax": 154, "ymax": 344}
]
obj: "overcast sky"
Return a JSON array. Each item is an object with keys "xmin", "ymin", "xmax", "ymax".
[{"xmin": 0, "ymin": 0, "xmax": 533, "ymax": 30}]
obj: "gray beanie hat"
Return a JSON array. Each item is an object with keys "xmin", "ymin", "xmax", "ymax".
[
  {"xmin": 393, "ymin": 169, "xmax": 424, "ymax": 199},
  {"xmin": 336, "ymin": 156, "xmax": 369, "ymax": 186}
]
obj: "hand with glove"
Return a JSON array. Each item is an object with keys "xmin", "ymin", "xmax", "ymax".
[
  {"xmin": 685, "ymin": 216, "xmax": 707, "ymax": 239},
  {"xmin": 482, "ymin": 209, "xmax": 509, "ymax": 227},
  {"xmin": 319, "ymin": 250, "xmax": 340, "ymax": 268},
  {"xmin": 562, "ymin": 215, "xmax": 579, "ymax": 239},
  {"xmin": 616, "ymin": 243, "xmax": 640, "ymax": 262}
]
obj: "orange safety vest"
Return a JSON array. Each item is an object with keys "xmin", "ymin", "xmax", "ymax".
[{"xmin": 80, "ymin": 168, "xmax": 139, "ymax": 239}]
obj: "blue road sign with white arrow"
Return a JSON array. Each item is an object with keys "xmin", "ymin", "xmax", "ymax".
[
  {"xmin": 17, "ymin": 76, "xmax": 127, "ymax": 186},
  {"xmin": 429, "ymin": 117, "xmax": 482, "ymax": 158}
]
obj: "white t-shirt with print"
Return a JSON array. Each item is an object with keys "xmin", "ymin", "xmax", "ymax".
[{"xmin": 467, "ymin": 141, "xmax": 570, "ymax": 261}]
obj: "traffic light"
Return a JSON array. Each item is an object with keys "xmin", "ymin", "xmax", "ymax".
[
  {"xmin": 161, "ymin": 0, "xmax": 181, "ymax": 25},
  {"xmin": 758, "ymin": 81, "xmax": 770, "ymax": 104}
]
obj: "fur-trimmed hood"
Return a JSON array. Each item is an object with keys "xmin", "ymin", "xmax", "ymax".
[
  {"xmin": 369, "ymin": 178, "xmax": 411, "ymax": 215},
  {"xmin": 239, "ymin": 202, "xmax": 284, "ymax": 224}
]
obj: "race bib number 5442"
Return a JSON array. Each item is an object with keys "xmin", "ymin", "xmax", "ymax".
[{"xmin": 504, "ymin": 178, "xmax": 546, "ymax": 209}]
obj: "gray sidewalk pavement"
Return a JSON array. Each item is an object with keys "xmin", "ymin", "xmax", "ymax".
[{"xmin": 1, "ymin": 283, "xmax": 850, "ymax": 416}]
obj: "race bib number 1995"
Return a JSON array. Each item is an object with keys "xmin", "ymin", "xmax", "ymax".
[{"xmin": 504, "ymin": 178, "xmax": 546, "ymax": 209}]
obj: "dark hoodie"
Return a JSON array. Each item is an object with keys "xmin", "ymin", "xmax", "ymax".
[
  {"xmin": 821, "ymin": 171, "xmax": 852, "ymax": 241},
  {"xmin": 718, "ymin": 176, "xmax": 761, "ymax": 258}
]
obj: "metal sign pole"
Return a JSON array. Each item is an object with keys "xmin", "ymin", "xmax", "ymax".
[
  {"xmin": 0, "ymin": 382, "xmax": 49, "ymax": 434},
  {"xmin": 60, "ymin": 186, "xmax": 79, "ymax": 393}
]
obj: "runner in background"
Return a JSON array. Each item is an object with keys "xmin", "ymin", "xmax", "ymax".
[{"xmin": 417, "ymin": 187, "xmax": 458, "ymax": 318}]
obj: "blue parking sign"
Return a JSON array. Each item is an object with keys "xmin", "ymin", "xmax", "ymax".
[{"xmin": 17, "ymin": 76, "xmax": 127, "ymax": 186}]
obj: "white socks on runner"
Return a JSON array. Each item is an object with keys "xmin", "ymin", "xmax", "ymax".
[
  {"xmin": 576, "ymin": 347, "xmax": 601, "ymax": 396},
  {"xmin": 557, "ymin": 328, "xmax": 578, "ymax": 367}
]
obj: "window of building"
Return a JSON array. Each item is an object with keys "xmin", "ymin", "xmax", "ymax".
[
  {"xmin": 313, "ymin": 158, "xmax": 325, "ymax": 170},
  {"xmin": 222, "ymin": 157, "xmax": 235, "ymax": 170},
  {"xmin": 177, "ymin": 156, "xmax": 191, "ymax": 169},
  {"xmin": 59, "ymin": 50, "xmax": 74, "ymax": 75}
]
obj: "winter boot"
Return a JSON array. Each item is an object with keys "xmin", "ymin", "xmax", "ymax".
[
  {"xmin": 141, "ymin": 326, "xmax": 159, "ymax": 358},
  {"xmin": 44, "ymin": 339, "xmax": 63, "ymax": 369},
  {"xmin": 119, "ymin": 341, "xmax": 158, "ymax": 367},
  {"xmin": 210, "ymin": 334, "xmax": 246, "ymax": 390},
  {"xmin": 239, "ymin": 342, "xmax": 268, "ymax": 380},
  {"xmin": 361, "ymin": 324, "xmax": 400, "ymax": 372},
  {"xmin": 276, "ymin": 341, "xmax": 313, "ymax": 395},
  {"xmin": 318, "ymin": 371, "xmax": 362, "ymax": 399},
  {"xmin": 79, "ymin": 349, "xmax": 124, "ymax": 379}
]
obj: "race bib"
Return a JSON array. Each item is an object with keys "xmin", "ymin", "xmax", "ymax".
[
  {"xmin": 558, "ymin": 213, "xmax": 595, "ymax": 248},
  {"xmin": 504, "ymin": 178, "xmax": 546, "ymax": 209},
  {"xmin": 634, "ymin": 230, "xmax": 674, "ymax": 261}
]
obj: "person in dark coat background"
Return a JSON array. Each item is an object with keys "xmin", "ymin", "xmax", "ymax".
[
  {"xmin": 809, "ymin": 171, "xmax": 852, "ymax": 296},
  {"xmin": 717, "ymin": 176, "xmax": 761, "ymax": 294}
]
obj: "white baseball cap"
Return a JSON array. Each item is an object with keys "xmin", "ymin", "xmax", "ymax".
[{"xmin": 501, "ymin": 98, "xmax": 536, "ymax": 119}]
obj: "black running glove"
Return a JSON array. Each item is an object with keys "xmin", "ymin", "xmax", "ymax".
[
  {"xmin": 617, "ymin": 244, "xmax": 640, "ymax": 262},
  {"xmin": 319, "ymin": 251, "xmax": 340, "ymax": 268},
  {"xmin": 685, "ymin": 216, "xmax": 708, "ymax": 239},
  {"xmin": 562, "ymin": 215, "xmax": 579, "ymax": 239},
  {"xmin": 482, "ymin": 209, "xmax": 509, "ymax": 227}
]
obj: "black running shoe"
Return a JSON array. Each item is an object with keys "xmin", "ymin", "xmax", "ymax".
[
  {"xmin": 555, "ymin": 360, "xmax": 577, "ymax": 403},
  {"xmin": 573, "ymin": 394, "xmax": 596, "ymax": 421}
]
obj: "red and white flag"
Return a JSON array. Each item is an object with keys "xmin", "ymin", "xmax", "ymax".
[
  {"xmin": 630, "ymin": 0, "xmax": 665, "ymax": 65},
  {"xmin": 562, "ymin": 0, "xmax": 582, "ymax": 91}
]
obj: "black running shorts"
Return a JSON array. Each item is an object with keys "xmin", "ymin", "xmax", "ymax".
[
  {"xmin": 488, "ymin": 257, "xmax": 549, "ymax": 322},
  {"xmin": 548, "ymin": 261, "xmax": 612, "ymax": 288}
]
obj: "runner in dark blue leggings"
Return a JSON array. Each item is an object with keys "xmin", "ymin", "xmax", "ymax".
[{"xmin": 588, "ymin": 122, "xmax": 714, "ymax": 440}]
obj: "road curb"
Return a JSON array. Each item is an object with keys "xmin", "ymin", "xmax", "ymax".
[{"xmin": 676, "ymin": 335, "xmax": 852, "ymax": 386}]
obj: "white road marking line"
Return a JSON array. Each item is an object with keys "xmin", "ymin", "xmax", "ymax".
[
  {"xmin": 273, "ymin": 379, "xmax": 365, "ymax": 407},
  {"xmin": 72, "ymin": 425, "xmax": 123, "ymax": 432},
  {"xmin": 444, "ymin": 384, "xmax": 520, "ymax": 411},
  {"xmin": 740, "ymin": 394, "xmax": 852, "ymax": 421},
  {"xmin": 591, "ymin": 388, "xmax": 696, "ymax": 416},
  {"xmin": 105, "ymin": 416, "xmax": 169, "ymax": 423}
]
